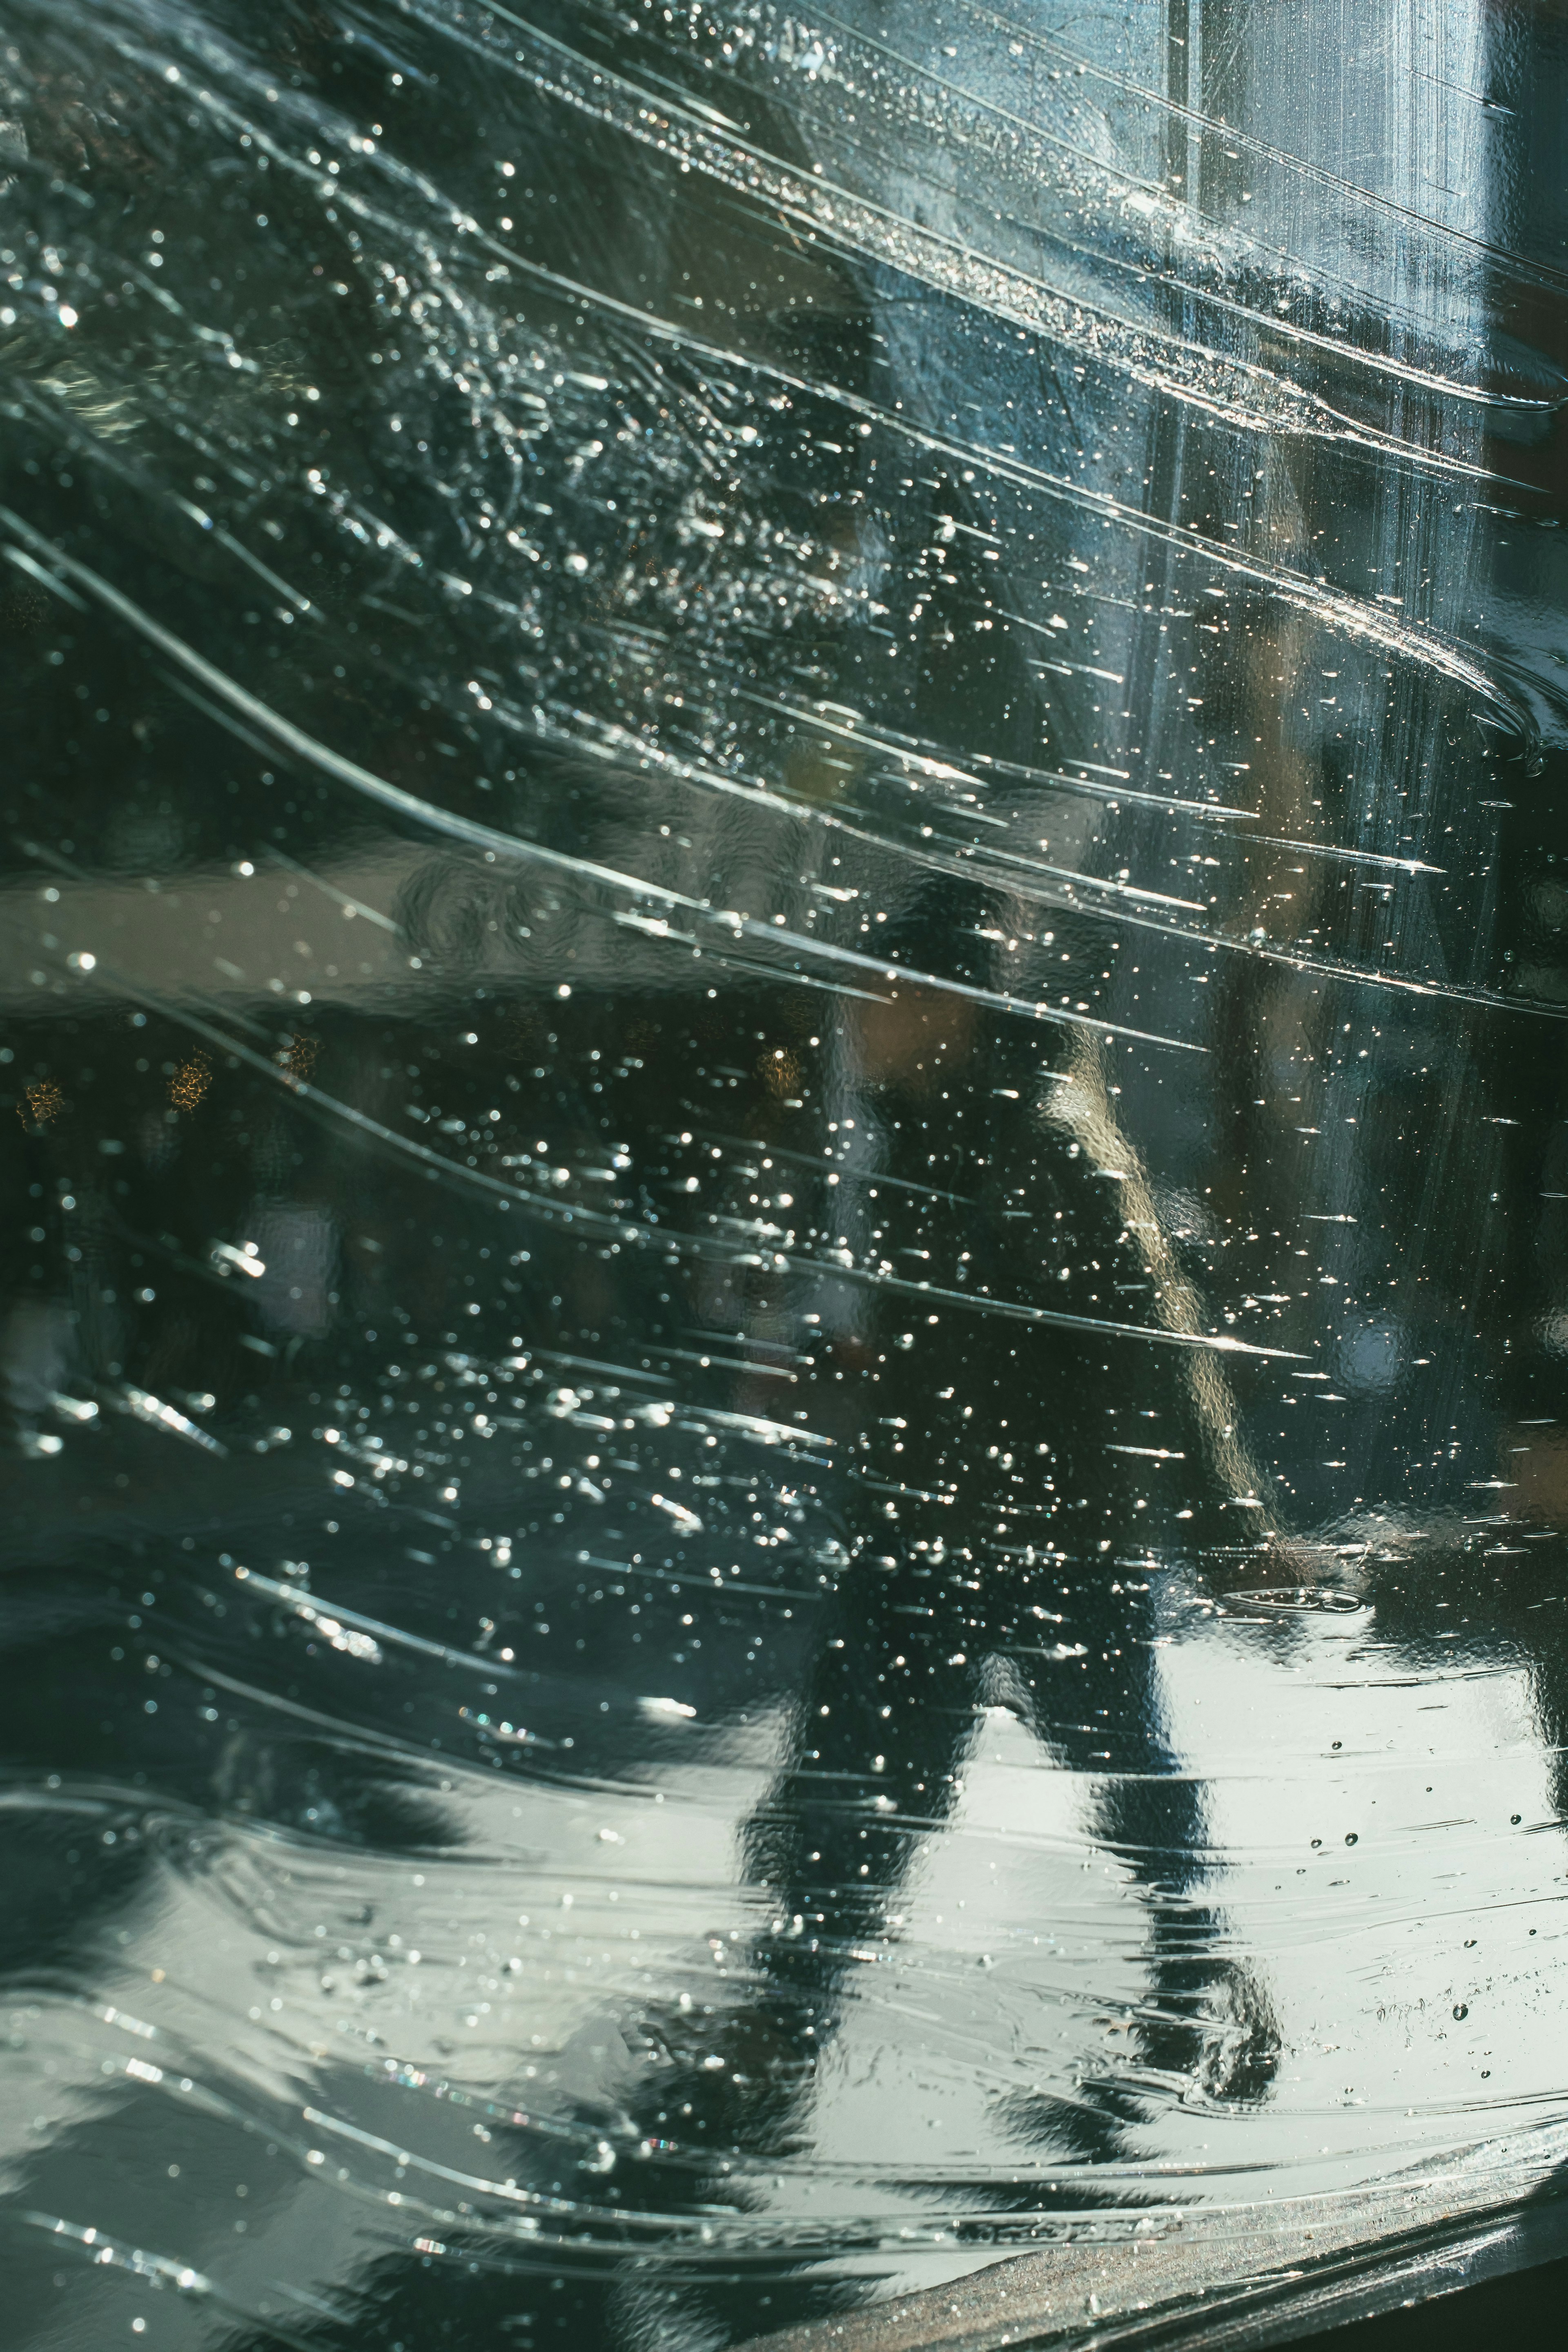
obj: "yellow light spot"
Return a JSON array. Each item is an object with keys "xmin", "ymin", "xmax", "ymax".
[
  {"xmin": 20, "ymin": 1078, "xmax": 63, "ymax": 1127},
  {"xmin": 169, "ymin": 1054, "xmax": 212, "ymax": 1111}
]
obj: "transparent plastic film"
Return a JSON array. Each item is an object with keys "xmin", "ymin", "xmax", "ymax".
[{"xmin": 2, "ymin": 3, "xmax": 1568, "ymax": 2348}]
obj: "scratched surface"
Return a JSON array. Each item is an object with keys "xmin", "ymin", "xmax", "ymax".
[{"xmin": 3, "ymin": 2, "xmax": 1568, "ymax": 2347}]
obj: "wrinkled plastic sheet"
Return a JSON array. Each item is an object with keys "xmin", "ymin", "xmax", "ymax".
[{"xmin": 3, "ymin": 0, "xmax": 1568, "ymax": 2346}]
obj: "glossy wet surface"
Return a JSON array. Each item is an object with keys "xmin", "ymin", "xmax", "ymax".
[{"xmin": 4, "ymin": 2, "xmax": 1568, "ymax": 2346}]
